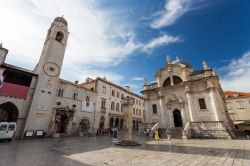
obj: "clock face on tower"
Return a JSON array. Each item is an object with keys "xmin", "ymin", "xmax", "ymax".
[{"xmin": 43, "ymin": 62, "xmax": 60, "ymax": 77}]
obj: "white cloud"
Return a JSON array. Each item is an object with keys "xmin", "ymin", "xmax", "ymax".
[
  {"xmin": 132, "ymin": 77, "xmax": 144, "ymax": 81},
  {"xmin": 61, "ymin": 65, "xmax": 124, "ymax": 84},
  {"xmin": 0, "ymin": 0, "xmax": 181, "ymax": 85},
  {"xmin": 143, "ymin": 34, "xmax": 181, "ymax": 53},
  {"xmin": 220, "ymin": 51, "xmax": 250, "ymax": 92},
  {"xmin": 150, "ymin": 0, "xmax": 197, "ymax": 29}
]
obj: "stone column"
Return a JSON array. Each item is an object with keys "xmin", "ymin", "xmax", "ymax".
[
  {"xmin": 185, "ymin": 86, "xmax": 194, "ymax": 122},
  {"xmin": 208, "ymin": 87, "xmax": 219, "ymax": 121},
  {"xmin": 166, "ymin": 102, "xmax": 173, "ymax": 128},
  {"xmin": 158, "ymin": 91, "xmax": 166, "ymax": 128},
  {"xmin": 180, "ymin": 102, "xmax": 186, "ymax": 126},
  {"xmin": 170, "ymin": 75, "xmax": 174, "ymax": 85}
]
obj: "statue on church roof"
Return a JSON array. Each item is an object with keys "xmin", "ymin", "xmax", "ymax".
[
  {"xmin": 176, "ymin": 56, "xmax": 180, "ymax": 62},
  {"xmin": 202, "ymin": 61, "xmax": 209, "ymax": 70},
  {"xmin": 144, "ymin": 78, "xmax": 147, "ymax": 86},
  {"xmin": 166, "ymin": 55, "xmax": 172, "ymax": 64}
]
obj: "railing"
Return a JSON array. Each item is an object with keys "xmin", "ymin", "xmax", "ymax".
[
  {"xmin": 182, "ymin": 122, "xmax": 191, "ymax": 139},
  {"xmin": 144, "ymin": 83, "xmax": 158, "ymax": 91},
  {"xmin": 190, "ymin": 121, "xmax": 224, "ymax": 129}
]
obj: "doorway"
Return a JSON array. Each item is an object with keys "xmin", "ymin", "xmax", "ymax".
[{"xmin": 173, "ymin": 109, "xmax": 183, "ymax": 127}]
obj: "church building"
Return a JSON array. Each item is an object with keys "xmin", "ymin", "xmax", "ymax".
[{"xmin": 142, "ymin": 56, "xmax": 235, "ymax": 138}]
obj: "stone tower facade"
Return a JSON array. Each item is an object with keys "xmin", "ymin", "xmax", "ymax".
[{"xmin": 24, "ymin": 17, "xmax": 69, "ymax": 134}]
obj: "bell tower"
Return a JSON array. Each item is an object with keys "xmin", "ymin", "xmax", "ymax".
[{"xmin": 24, "ymin": 17, "xmax": 69, "ymax": 134}]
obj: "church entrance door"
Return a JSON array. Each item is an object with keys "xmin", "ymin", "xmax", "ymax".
[{"xmin": 173, "ymin": 109, "xmax": 183, "ymax": 127}]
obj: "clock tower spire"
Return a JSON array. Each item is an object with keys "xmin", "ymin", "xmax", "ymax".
[{"xmin": 24, "ymin": 17, "xmax": 69, "ymax": 135}]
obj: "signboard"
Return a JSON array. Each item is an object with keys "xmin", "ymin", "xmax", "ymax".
[{"xmin": 81, "ymin": 101, "xmax": 93, "ymax": 112}]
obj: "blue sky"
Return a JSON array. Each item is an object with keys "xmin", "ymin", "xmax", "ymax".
[{"xmin": 0, "ymin": 0, "xmax": 250, "ymax": 94}]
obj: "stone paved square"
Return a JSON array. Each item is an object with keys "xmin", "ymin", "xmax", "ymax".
[{"xmin": 1, "ymin": 136, "xmax": 250, "ymax": 166}]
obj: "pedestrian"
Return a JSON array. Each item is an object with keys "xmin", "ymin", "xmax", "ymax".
[
  {"xmin": 154, "ymin": 129, "xmax": 160, "ymax": 143},
  {"xmin": 146, "ymin": 128, "xmax": 150, "ymax": 140},
  {"xmin": 88, "ymin": 128, "xmax": 92, "ymax": 138}
]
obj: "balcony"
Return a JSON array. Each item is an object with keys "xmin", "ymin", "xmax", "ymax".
[{"xmin": 100, "ymin": 107, "xmax": 106, "ymax": 113}]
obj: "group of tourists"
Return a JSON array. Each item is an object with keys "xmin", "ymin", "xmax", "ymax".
[{"xmin": 144, "ymin": 127, "xmax": 160, "ymax": 143}]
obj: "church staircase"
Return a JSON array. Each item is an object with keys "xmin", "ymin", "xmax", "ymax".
[{"xmin": 183, "ymin": 121, "xmax": 232, "ymax": 139}]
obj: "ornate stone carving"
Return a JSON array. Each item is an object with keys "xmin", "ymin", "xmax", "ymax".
[
  {"xmin": 207, "ymin": 80, "xmax": 214, "ymax": 89},
  {"xmin": 184, "ymin": 85, "xmax": 191, "ymax": 93},
  {"xmin": 166, "ymin": 55, "xmax": 172, "ymax": 64},
  {"xmin": 167, "ymin": 66, "xmax": 173, "ymax": 73},
  {"xmin": 202, "ymin": 61, "xmax": 209, "ymax": 70}
]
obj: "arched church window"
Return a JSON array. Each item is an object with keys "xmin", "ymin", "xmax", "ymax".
[
  {"xmin": 173, "ymin": 76, "xmax": 183, "ymax": 85},
  {"xmin": 111, "ymin": 101, "xmax": 115, "ymax": 110},
  {"xmin": 163, "ymin": 77, "xmax": 171, "ymax": 87},
  {"xmin": 116, "ymin": 103, "xmax": 120, "ymax": 111},
  {"xmin": 55, "ymin": 31, "xmax": 64, "ymax": 42}
]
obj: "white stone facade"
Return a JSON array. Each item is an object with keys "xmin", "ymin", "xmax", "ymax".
[
  {"xmin": 81, "ymin": 77, "xmax": 144, "ymax": 131},
  {"xmin": 142, "ymin": 56, "xmax": 233, "ymax": 135},
  {"xmin": 225, "ymin": 91, "xmax": 250, "ymax": 131}
]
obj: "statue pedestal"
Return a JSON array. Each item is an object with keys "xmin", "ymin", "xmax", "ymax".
[
  {"xmin": 116, "ymin": 97, "xmax": 141, "ymax": 146},
  {"xmin": 116, "ymin": 139, "xmax": 140, "ymax": 146}
]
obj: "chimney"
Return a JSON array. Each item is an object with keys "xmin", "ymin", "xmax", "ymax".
[
  {"xmin": 0, "ymin": 43, "xmax": 8, "ymax": 65},
  {"xmin": 85, "ymin": 77, "xmax": 93, "ymax": 83},
  {"xmin": 125, "ymin": 85, "xmax": 130, "ymax": 91}
]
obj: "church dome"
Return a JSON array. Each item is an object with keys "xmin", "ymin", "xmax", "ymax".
[
  {"xmin": 172, "ymin": 57, "xmax": 192, "ymax": 68},
  {"xmin": 54, "ymin": 17, "xmax": 68, "ymax": 27}
]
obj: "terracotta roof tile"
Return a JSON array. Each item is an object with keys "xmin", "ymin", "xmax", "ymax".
[{"xmin": 224, "ymin": 91, "xmax": 250, "ymax": 97}]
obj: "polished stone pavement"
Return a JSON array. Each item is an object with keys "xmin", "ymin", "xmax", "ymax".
[{"xmin": 0, "ymin": 136, "xmax": 250, "ymax": 166}]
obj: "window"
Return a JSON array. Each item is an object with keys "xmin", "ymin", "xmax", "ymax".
[
  {"xmin": 8, "ymin": 125, "xmax": 15, "ymax": 131},
  {"xmin": 121, "ymin": 105, "xmax": 123, "ymax": 112},
  {"xmin": 55, "ymin": 31, "xmax": 64, "ymax": 42},
  {"xmin": 173, "ymin": 76, "xmax": 183, "ymax": 85},
  {"xmin": 112, "ymin": 90, "xmax": 116, "ymax": 97},
  {"xmin": 227, "ymin": 103, "xmax": 233, "ymax": 110},
  {"xmin": 163, "ymin": 77, "xmax": 171, "ymax": 87},
  {"xmin": 152, "ymin": 104, "xmax": 157, "ymax": 114},
  {"xmin": 237, "ymin": 102, "xmax": 244, "ymax": 109},
  {"xmin": 117, "ymin": 92, "xmax": 120, "ymax": 98},
  {"xmin": 73, "ymin": 93, "xmax": 78, "ymax": 99},
  {"xmin": 116, "ymin": 103, "xmax": 120, "ymax": 111},
  {"xmin": 86, "ymin": 96, "xmax": 90, "ymax": 102},
  {"xmin": 139, "ymin": 100, "xmax": 141, "ymax": 106},
  {"xmin": 41, "ymin": 90, "xmax": 45, "ymax": 93},
  {"xmin": 136, "ymin": 99, "xmax": 138, "ymax": 105},
  {"xmin": 57, "ymin": 88, "xmax": 64, "ymax": 97},
  {"xmin": 111, "ymin": 101, "xmax": 115, "ymax": 110},
  {"xmin": 101, "ymin": 98, "xmax": 106, "ymax": 109},
  {"xmin": 139, "ymin": 109, "xmax": 141, "ymax": 116},
  {"xmin": 121, "ymin": 94, "xmax": 124, "ymax": 99},
  {"xmin": 0, "ymin": 124, "xmax": 7, "ymax": 131},
  {"xmin": 102, "ymin": 86, "xmax": 106, "ymax": 94},
  {"xmin": 198, "ymin": 98, "xmax": 207, "ymax": 110},
  {"xmin": 136, "ymin": 108, "xmax": 138, "ymax": 115},
  {"xmin": 133, "ymin": 108, "xmax": 135, "ymax": 115}
]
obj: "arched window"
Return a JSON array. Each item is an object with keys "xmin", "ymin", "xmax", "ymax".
[
  {"xmin": 111, "ymin": 101, "xmax": 115, "ymax": 110},
  {"xmin": 163, "ymin": 77, "xmax": 171, "ymax": 87},
  {"xmin": 116, "ymin": 103, "xmax": 120, "ymax": 111},
  {"xmin": 173, "ymin": 76, "xmax": 183, "ymax": 85},
  {"xmin": 55, "ymin": 31, "xmax": 64, "ymax": 42}
]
